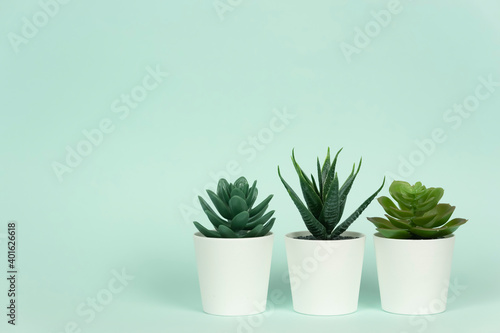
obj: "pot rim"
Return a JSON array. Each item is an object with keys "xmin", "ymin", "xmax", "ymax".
[
  {"xmin": 193, "ymin": 231, "xmax": 274, "ymax": 241},
  {"xmin": 373, "ymin": 232, "xmax": 455, "ymax": 241},
  {"xmin": 285, "ymin": 230, "xmax": 365, "ymax": 241}
]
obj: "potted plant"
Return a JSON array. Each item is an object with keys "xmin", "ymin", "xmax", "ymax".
[
  {"xmin": 367, "ymin": 180, "xmax": 468, "ymax": 315},
  {"xmin": 278, "ymin": 148, "xmax": 385, "ymax": 315},
  {"xmin": 193, "ymin": 176, "xmax": 276, "ymax": 316}
]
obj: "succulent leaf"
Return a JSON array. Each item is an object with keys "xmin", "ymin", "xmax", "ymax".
[
  {"xmin": 249, "ymin": 194, "xmax": 273, "ymax": 217},
  {"xmin": 207, "ymin": 190, "xmax": 232, "ymax": 219},
  {"xmin": 217, "ymin": 224, "xmax": 239, "ymax": 238},
  {"xmin": 278, "ymin": 166, "xmax": 326, "ymax": 239},
  {"xmin": 194, "ymin": 222, "xmax": 221, "ymax": 238},
  {"xmin": 330, "ymin": 177, "xmax": 385, "ymax": 239},
  {"xmin": 193, "ymin": 177, "xmax": 275, "ymax": 238},
  {"xmin": 321, "ymin": 173, "xmax": 340, "ymax": 234},
  {"xmin": 246, "ymin": 181, "xmax": 258, "ymax": 208},
  {"xmin": 245, "ymin": 210, "xmax": 275, "ymax": 230},
  {"xmin": 369, "ymin": 180, "xmax": 467, "ymax": 239},
  {"xmin": 377, "ymin": 228, "xmax": 412, "ymax": 239},
  {"xmin": 229, "ymin": 196, "xmax": 248, "ymax": 215},
  {"xmin": 279, "ymin": 148, "xmax": 383, "ymax": 240},
  {"xmin": 231, "ymin": 211, "xmax": 249, "ymax": 231}
]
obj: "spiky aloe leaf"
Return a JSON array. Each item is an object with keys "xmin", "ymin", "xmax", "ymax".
[
  {"xmin": 249, "ymin": 194, "xmax": 273, "ymax": 217},
  {"xmin": 245, "ymin": 210, "xmax": 274, "ymax": 230},
  {"xmin": 204, "ymin": 210, "xmax": 230, "ymax": 229},
  {"xmin": 322, "ymin": 148, "xmax": 342, "ymax": 201},
  {"xmin": 246, "ymin": 181, "xmax": 258, "ymax": 208},
  {"xmin": 321, "ymin": 173, "xmax": 340, "ymax": 234},
  {"xmin": 229, "ymin": 196, "xmax": 248, "ymax": 215},
  {"xmin": 242, "ymin": 224, "xmax": 264, "ymax": 238},
  {"xmin": 193, "ymin": 222, "xmax": 221, "ymax": 238},
  {"xmin": 377, "ymin": 228, "xmax": 412, "ymax": 239},
  {"xmin": 278, "ymin": 167, "xmax": 326, "ymax": 239},
  {"xmin": 317, "ymin": 158, "xmax": 323, "ymax": 197},
  {"xmin": 311, "ymin": 174, "xmax": 320, "ymax": 197},
  {"xmin": 337, "ymin": 159, "xmax": 362, "ymax": 218},
  {"xmin": 217, "ymin": 224, "xmax": 239, "ymax": 238},
  {"xmin": 258, "ymin": 218, "xmax": 275, "ymax": 236},
  {"xmin": 320, "ymin": 148, "xmax": 331, "ymax": 191},
  {"xmin": 291, "ymin": 150, "xmax": 323, "ymax": 219},
  {"xmin": 206, "ymin": 190, "xmax": 232, "ymax": 219},
  {"xmin": 330, "ymin": 177, "xmax": 385, "ymax": 239},
  {"xmin": 231, "ymin": 211, "xmax": 249, "ymax": 232}
]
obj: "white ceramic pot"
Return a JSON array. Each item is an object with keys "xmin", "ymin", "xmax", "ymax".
[
  {"xmin": 373, "ymin": 233, "xmax": 455, "ymax": 315},
  {"xmin": 193, "ymin": 232, "xmax": 274, "ymax": 316},
  {"xmin": 284, "ymin": 231, "xmax": 366, "ymax": 315}
]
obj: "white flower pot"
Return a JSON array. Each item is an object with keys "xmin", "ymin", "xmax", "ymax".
[
  {"xmin": 373, "ymin": 233, "xmax": 455, "ymax": 315},
  {"xmin": 193, "ymin": 232, "xmax": 274, "ymax": 316},
  {"xmin": 284, "ymin": 231, "xmax": 366, "ymax": 315}
]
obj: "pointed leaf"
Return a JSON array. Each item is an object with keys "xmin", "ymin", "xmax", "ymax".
[
  {"xmin": 245, "ymin": 210, "xmax": 275, "ymax": 230},
  {"xmin": 330, "ymin": 177, "xmax": 385, "ymax": 238},
  {"xmin": 338, "ymin": 159, "xmax": 362, "ymax": 218},
  {"xmin": 207, "ymin": 190, "xmax": 232, "ymax": 219},
  {"xmin": 322, "ymin": 148, "xmax": 342, "ymax": 201},
  {"xmin": 204, "ymin": 210, "xmax": 230, "ymax": 229},
  {"xmin": 321, "ymin": 173, "xmax": 340, "ymax": 234},
  {"xmin": 257, "ymin": 218, "xmax": 275, "ymax": 236},
  {"xmin": 278, "ymin": 167, "xmax": 326, "ymax": 239},
  {"xmin": 317, "ymin": 157, "xmax": 324, "ymax": 198},
  {"xmin": 292, "ymin": 150, "xmax": 323, "ymax": 218},
  {"xmin": 242, "ymin": 224, "xmax": 264, "ymax": 238},
  {"xmin": 246, "ymin": 181, "xmax": 258, "ymax": 208},
  {"xmin": 249, "ymin": 194, "xmax": 273, "ymax": 217},
  {"xmin": 193, "ymin": 222, "xmax": 221, "ymax": 238}
]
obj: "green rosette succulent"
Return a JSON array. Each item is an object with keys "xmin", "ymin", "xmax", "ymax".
[
  {"xmin": 278, "ymin": 148, "xmax": 385, "ymax": 240},
  {"xmin": 367, "ymin": 180, "xmax": 468, "ymax": 239},
  {"xmin": 193, "ymin": 177, "xmax": 275, "ymax": 238}
]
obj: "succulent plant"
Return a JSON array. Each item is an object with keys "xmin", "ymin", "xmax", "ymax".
[
  {"xmin": 278, "ymin": 148, "xmax": 385, "ymax": 240},
  {"xmin": 193, "ymin": 177, "xmax": 275, "ymax": 238},
  {"xmin": 367, "ymin": 180, "xmax": 468, "ymax": 239}
]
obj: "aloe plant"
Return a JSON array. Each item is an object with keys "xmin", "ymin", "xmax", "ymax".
[
  {"xmin": 193, "ymin": 177, "xmax": 275, "ymax": 238},
  {"xmin": 278, "ymin": 148, "xmax": 385, "ymax": 240},
  {"xmin": 367, "ymin": 181, "xmax": 468, "ymax": 239}
]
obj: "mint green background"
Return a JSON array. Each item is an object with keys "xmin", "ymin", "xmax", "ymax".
[{"xmin": 1, "ymin": 0, "xmax": 499, "ymax": 332}]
